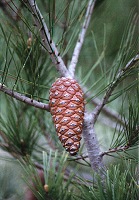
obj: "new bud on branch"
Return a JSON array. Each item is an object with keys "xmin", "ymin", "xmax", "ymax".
[{"xmin": 49, "ymin": 77, "xmax": 85, "ymax": 155}]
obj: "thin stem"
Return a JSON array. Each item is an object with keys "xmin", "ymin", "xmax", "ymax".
[
  {"xmin": 27, "ymin": 0, "xmax": 71, "ymax": 78},
  {"xmin": 68, "ymin": 153, "xmax": 88, "ymax": 161},
  {"xmin": 68, "ymin": 0, "xmax": 97, "ymax": 78},
  {"xmin": 0, "ymin": 84, "xmax": 50, "ymax": 111},
  {"xmin": 100, "ymin": 145, "xmax": 129, "ymax": 157}
]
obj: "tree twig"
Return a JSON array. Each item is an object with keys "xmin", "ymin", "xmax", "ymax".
[
  {"xmin": 68, "ymin": 0, "xmax": 97, "ymax": 78},
  {"xmin": 68, "ymin": 153, "xmax": 88, "ymax": 161},
  {"xmin": 26, "ymin": 0, "xmax": 70, "ymax": 78},
  {"xmin": 0, "ymin": 84, "xmax": 50, "ymax": 111},
  {"xmin": 100, "ymin": 145, "xmax": 129, "ymax": 157},
  {"xmin": 92, "ymin": 53, "xmax": 139, "ymax": 124}
]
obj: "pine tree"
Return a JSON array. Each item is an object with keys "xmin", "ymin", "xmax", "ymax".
[{"xmin": 0, "ymin": 0, "xmax": 138, "ymax": 199}]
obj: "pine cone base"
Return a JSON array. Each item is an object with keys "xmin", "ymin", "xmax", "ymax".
[{"xmin": 49, "ymin": 77, "xmax": 85, "ymax": 155}]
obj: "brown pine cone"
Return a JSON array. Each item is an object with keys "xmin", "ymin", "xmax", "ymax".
[{"xmin": 49, "ymin": 77, "xmax": 85, "ymax": 155}]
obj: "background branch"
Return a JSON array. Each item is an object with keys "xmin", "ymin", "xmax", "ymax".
[
  {"xmin": 68, "ymin": 0, "xmax": 97, "ymax": 78},
  {"xmin": 84, "ymin": 89, "xmax": 125, "ymax": 127},
  {"xmin": 0, "ymin": 0, "xmax": 16, "ymax": 21}
]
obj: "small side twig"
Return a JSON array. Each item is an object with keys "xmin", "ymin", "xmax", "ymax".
[
  {"xmin": 68, "ymin": 153, "xmax": 88, "ymax": 161},
  {"xmin": 0, "ymin": 84, "xmax": 50, "ymax": 111},
  {"xmin": 100, "ymin": 145, "xmax": 129, "ymax": 157},
  {"xmin": 68, "ymin": 0, "xmax": 97, "ymax": 78}
]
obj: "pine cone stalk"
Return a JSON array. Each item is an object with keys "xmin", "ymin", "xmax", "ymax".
[{"xmin": 49, "ymin": 77, "xmax": 85, "ymax": 155}]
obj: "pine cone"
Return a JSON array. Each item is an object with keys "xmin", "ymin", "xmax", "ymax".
[{"xmin": 49, "ymin": 77, "xmax": 85, "ymax": 155}]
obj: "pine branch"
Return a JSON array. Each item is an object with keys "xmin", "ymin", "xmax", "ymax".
[
  {"xmin": 83, "ymin": 112, "xmax": 105, "ymax": 172},
  {"xmin": 68, "ymin": 0, "xmax": 97, "ymax": 78},
  {"xmin": 25, "ymin": 0, "xmax": 105, "ymax": 174},
  {"xmin": 0, "ymin": 84, "xmax": 50, "ymax": 111},
  {"xmin": 26, "ymin": 0, "xmax": 71, "ymax": 78},
  {"xmin": 92, "ymin": 53, "xmax": 139, "ymax": 123}
]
